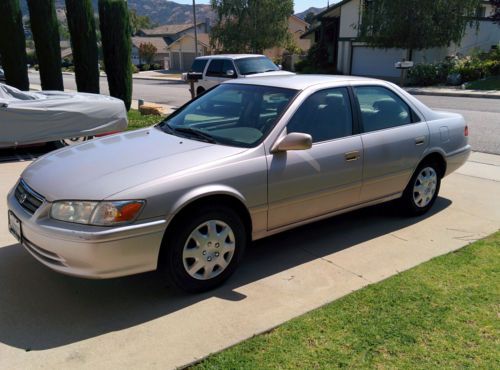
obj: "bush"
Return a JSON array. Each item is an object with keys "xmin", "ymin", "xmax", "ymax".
[
  {"xmin": 408, "ymin": 64, "xmax": 441, "ymax": 86},
  {"xmin": 131, "ymin": 64, "xmax": 139, "ymax": 74},
  {"xmin": 141, "ymin": 63, "xmax": 150, "ymax": 71},
  {"xmin": 151, "ymin": 63, "xmax": 161, "ymax": 70}
]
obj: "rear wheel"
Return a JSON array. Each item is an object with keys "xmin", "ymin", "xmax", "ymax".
[
  {"xmin": 160, "ymin": 205, "xmax": 247, "ymax": 293},
  {"xmin": 401, "ymin": 161, "xmax": 441, "ymax": 216}
]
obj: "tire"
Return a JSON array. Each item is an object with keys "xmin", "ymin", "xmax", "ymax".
[
  {"xmin": 53, "ymin": 136, "xmax": 94, "ymax": 149},
  {"xmin": 196, "ymin": 87, "xmax": 205, "ymax": 97},
  {"xmin": 159, "ymin": 205, "xmax": 247, "ymax": 293},
  {"xmin": 400, "ymin": 161, "xmax": 442, "ymax": 216}
]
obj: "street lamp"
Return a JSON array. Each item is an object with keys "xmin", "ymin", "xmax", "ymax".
[{"xmin": 192, "ymin": 0, "xmax": 199, "ymax": 56}]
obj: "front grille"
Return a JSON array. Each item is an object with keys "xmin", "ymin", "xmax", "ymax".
[{"xmin": 15, "ymin": 180, "xmax": 44, "ymax": 214}]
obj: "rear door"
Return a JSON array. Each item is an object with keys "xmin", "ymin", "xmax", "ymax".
[{"xmin": 353, "ymin": 85, "xmax": 429, "ymax": 202}]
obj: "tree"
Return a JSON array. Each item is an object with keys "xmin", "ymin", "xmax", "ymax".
[
  {"xmin": 129, "ymin": 9, "xmax": 153, "ymax": 35},
  {"xmin": 359, "ymin": 0, "xmax": 483, "ymax": 60},
  {"xmin": 99, "ymin": 0, "xmax": 133, "ymax": 111},
  {"xmin": 210, "ymin": 0, "xmax": 294, "ymax": 53},
  {"xmin": 0, "ymin": 0, "xmax": 29, "ymax": 90},
  {"xmin": 304, "ymin": 11, "xmax": 316, "ymax": 25},
  {"xmin": 139, "ymin": 42, "xmax": 157, "ymax": 65},
  {"xmin": 65, "ymin": 0, "xmax": 100, "ymax": 93},
  {"xmin": 490, "ymin": 0, "xmax": 500, "ymax": 23},
  {"xmin": 27, "ymin": 0, "xmax": 64, "ymax": 90}
]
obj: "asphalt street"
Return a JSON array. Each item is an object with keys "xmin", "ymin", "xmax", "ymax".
[{"xmin": 27, "ymin": 72, "xmax": 500, "ymax": 155}]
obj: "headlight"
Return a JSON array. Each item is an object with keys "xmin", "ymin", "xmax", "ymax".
[{"xmin": 51, "ymin": 200, "xmax": 145, "ymax": 226}]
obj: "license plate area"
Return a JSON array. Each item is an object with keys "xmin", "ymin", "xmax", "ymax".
[{"xmin": 8, "ymin": 211, "xmax": 22, "ymax": 242}]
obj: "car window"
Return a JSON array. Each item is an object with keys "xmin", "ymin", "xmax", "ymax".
[
  {"xmin": 354, "ymin": 86, "xmax": 416, "ymax": 133},
  {"xmin": 222, "ymin": 60, "xmax": 236, "ymax": 76},
  {"xmin": 235, "ymin": 57, "xmax": 279, "ymax": 75},
  {"xmin": 206, "ymin": 60, "xmax": 223, "ymax": 77},
  {"xmin": 206, "ymin": 59, "xmax": 233, "ymax": 77},
  {"xmin": 190, "ymin": 59, "xmax": 208, "ymax": 73},
  {"xmin": 287, "ymin": 88, "xmax": 353, "ymax": 143},
  {"xmin": 159, "ymin": 84, "xmax": 298, "ymax": 148}
]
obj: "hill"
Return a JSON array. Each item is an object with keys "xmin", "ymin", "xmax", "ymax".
[{"xmin": 295, "ymin": 6, "xmax": 326, "ymax": 20}]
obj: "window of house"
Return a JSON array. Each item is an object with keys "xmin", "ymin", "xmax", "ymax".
[{"xmin": 287, "ymin": 88, "xmax": 353, "ymax": 143}]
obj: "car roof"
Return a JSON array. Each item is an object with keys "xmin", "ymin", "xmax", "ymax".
[
  {"xmin": 195, "ymin": 54, "xmax": 266, "ymax": 60},
  {"xmin": 223, "ymin": 74, "xmax": 382, "ymax": 90}
]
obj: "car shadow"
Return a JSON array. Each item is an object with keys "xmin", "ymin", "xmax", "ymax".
[{"xmin": 0, "ymin": 197, "xmax": 451, "ymax": 351}]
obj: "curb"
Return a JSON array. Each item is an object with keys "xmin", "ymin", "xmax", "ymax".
[{"xmin": 405, "ymin": 89, "xmax": 500, "ymax": 100}]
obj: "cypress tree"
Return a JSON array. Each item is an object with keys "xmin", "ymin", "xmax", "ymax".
[
  {"xmin": 0, "ymin": 0, "xmax": 29, "ymax": 90},
  {"xmin": 65, "ymin": 0, "xmax": 100, "ymax": 93},
  {"xmin": 27, "ymin": 0, "xmax": 64, "ymax": 91},
  {"xmin": 98, "ymin": 0, "xmax": 132, "ymax": 111}
]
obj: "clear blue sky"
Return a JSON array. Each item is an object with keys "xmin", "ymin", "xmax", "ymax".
[{"xmin": 174, "ymin": 0, "xmax": 335, "ymax": 13}]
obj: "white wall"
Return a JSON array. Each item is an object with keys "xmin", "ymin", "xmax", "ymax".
[{"xmin": 339, "ymin": 0, "xmax": 361, "ymax": 38}]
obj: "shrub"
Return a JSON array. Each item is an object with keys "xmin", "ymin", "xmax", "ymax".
[
  {"xmin": 408, "ymin": 64, "xmax": 441, "ymax": 86},
  {"xmin": 141, "ymin": 63, "xmax": 150, "ymax": 71},
  {"xmin": 131, "ymin": 64, "xmax": 139, "ymax": 74},
  {"xmin": 151, "ymin": 63, "xmax": 161, "ymax": 70}
]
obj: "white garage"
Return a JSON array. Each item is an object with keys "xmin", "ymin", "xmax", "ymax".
[{"xmin": 351, "ymin": 46, "xmax": 406, "ymax": 79}]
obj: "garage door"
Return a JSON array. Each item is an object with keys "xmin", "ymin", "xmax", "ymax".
[
  {"xmin": 181, "ymin": 52, "xmax": 196, "ymax": 72},
  {"xmin": 171, "ymin": 53, "xmax": 181, "ymax": 71},
  {"xmin": 351, "ymin": 47, "xmax": 404, "ymax": 78}
]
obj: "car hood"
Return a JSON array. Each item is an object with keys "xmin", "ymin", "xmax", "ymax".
[
  {"xmin": 243, "ymin": 71, "xmax": 295, "ymax": 78},
  {"xmin": 21, "ymin": 128, "xmax": 245, "ymax": 201}
]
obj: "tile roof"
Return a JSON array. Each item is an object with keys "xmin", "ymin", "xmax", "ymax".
[
  {"xmin": 139, "ymin": 23, "xmax": 203, "ymax": 36},
  {"xmin": 131, "ymin": 36, "xmax": 169, "ymax": 53}
]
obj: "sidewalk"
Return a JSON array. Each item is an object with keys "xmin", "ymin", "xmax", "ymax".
[
  {"xmin": 405, "ymin": 86, "xmax": 500, "ymax": 99},
  {"xmin": 0, "ymin": 152, "xmax": 498, "ymax": 369},
  {"xmin": 59, "ymin": 70, "xmax": 184, "ymax": 83}
]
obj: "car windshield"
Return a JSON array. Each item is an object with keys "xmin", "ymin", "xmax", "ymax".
[
  {"xmin": 158, "ymin": 84, "xmax": 297, "ymax": 148},
  {"xmin": 235, "ymin": 57, "xmax": 280, "ymax": 75}
]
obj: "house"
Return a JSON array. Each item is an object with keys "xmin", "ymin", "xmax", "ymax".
[
  {"xmin": 137, "ymin": 22, "xmax": 211, "ymax": 71},
  {"xmin": 131, "ymin": 36, "xmax": 169, "ymax": 67},
  {"xmin": 264, "ymin": 15, "xmax": 312, "ymax": 61},
  {"xmin": 302, "ymin": 0, "xmax": 499, "ymax": 80},
  {"xmin": 166, "ymin": 33, "xmax": 211, "ymax": 71}
]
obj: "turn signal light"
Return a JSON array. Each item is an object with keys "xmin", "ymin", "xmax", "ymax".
[{"xmin": 464, "ymin": 126, "xmax": 469, "ymax": 137}]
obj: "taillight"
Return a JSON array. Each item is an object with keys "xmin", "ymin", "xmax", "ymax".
[{"xmin": 464, "ymin": 125, "xmax": 469, "ymax": 137}]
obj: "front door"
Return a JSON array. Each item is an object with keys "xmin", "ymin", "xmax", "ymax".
[
  {"xmin": 267, "ymin": 87, "xmax": 363, "ymax": 230},
  {"xmin": 203, "ymin": 59, "xmax": 237, "ymax": 89}
]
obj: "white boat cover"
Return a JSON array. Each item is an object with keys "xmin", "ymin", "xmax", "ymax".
[{"xmin": 0, "ymin": 83, "xmax": 128, "ymax": 148}]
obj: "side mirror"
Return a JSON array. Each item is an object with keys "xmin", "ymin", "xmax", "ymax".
[
  {"xmin": 271, "ymin": 132, "xmax": 312, "ymax": 153},
  {"xmin": 226, "ymin": 69, "xmax": 236, "ymax": 77}
]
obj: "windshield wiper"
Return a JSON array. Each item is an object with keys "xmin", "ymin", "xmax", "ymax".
[{"xmin": 170, "ymin": 126, "xmax": 218, "ymax": 144}]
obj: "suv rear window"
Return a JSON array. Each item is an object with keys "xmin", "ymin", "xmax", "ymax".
[{"xmin": 190, "ymin": 59, "xmax": 208, "ymax": 73}]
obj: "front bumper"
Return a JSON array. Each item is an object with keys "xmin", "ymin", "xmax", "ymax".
[{"xmin": 7, "ymin": 184, "xmax": 167, "ymax": 279}]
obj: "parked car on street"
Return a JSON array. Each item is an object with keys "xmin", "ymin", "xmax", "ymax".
[
  {"xmin": 0, "ymin": 83, "xmax": 127, "ymax": 148},
  {"xmin": 183, "ymin": 54, "xmax": 294, "ymax": 96},
  {"xmin": 7, "ymin": 75, "xmax": 470, "ymax": 293}
]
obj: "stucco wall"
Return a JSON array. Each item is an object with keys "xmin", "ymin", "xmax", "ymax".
[{"xmin": 339, "ymin": 0, "xmax": 361, "ymax": 38}]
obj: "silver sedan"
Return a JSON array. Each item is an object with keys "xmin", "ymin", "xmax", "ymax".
[{"xmin": 7, "ymin": 75, "xmax": 470, "ymax": 293}]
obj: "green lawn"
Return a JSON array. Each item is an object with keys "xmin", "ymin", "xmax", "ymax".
[
  {"xmin": 466, "ymin": 76, "xmax": 500, "ymax": 91},
  {"xmin": 126, "ymin": 109, "xmax": 164, "ymax": 131},
  {"xmin": 193, "ymin": 232, "xmax": 500, "ymax": 369}
]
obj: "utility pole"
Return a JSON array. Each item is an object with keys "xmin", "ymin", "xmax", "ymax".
[{"xmin": 192, "ymin": 0, "xmax": 198, "ymax": 56}]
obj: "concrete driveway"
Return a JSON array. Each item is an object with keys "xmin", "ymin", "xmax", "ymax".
[{"xmin": 0, "ymin": 153, "xmax": 499, "ymax": 369}]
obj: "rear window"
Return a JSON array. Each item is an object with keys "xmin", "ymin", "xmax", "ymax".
[{"xmin": 190, "ymin": 59, "xmax": 208, "ymax": 73}]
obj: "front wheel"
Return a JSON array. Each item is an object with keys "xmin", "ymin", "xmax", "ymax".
[
  {"xmin": 160, "ymin": 205, "xmax": 247, "ymax": 293},
  {"xmin": 400, "ymin": 162, "xmax": 441, "ymax": 216},
  {"xmin": 54, "ymin": 136, "xmax": 94, "ymax": 148}
]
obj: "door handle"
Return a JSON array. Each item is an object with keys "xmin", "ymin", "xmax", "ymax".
[
  {"xmin": 345, "ymin": 151, "xmax": 360, "ymax": 162},
  {"xmin": 415, "ymin": 137, "xmax": 425, "ymax": 146}
]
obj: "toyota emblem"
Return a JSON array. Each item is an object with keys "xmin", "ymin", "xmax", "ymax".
[{"xmin": 19, "ymin": 193, "xmax": 28, "ymax": 204}]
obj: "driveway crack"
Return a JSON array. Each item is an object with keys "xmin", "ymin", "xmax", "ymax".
[{"xmin": 298, "ymin": 246, "xmax": 372, "ymax": 284}]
